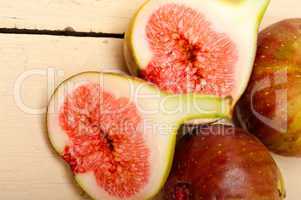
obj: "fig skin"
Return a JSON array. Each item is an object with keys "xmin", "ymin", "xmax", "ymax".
[
  {"xmin": 162, "ymin": 125, "xmax": 285, "ymax": 200},
  {"xmin": 235, "ymin": 19, "xmax": 301, "ymax": 157}
]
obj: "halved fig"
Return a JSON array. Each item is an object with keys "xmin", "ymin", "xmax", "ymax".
[
  {"xmin": 47, "ymin": 72, "xmax": 230, "ymax": 200},
  {"xmin": 124, "ymin": 0, "xmax": 270, "ymax": 105}
]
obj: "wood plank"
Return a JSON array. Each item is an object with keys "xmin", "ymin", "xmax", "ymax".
[
  {"xmin": 0, "ymin": 33, "xmax": 301, "ymax": 200},
  {"xmin": 0, "ymin": 0, "xmax": 143, "ymax": 33},
  {"xmin": 0, "ymin": 0, "xmax": 299, "ymax": 33},
  {"xmin": 0, "ymin": 34, "xmax": 127, "ymax": 200},
  {"xmin": 0, "ymin": 0, "xmax": 301, "ymax": 198}
]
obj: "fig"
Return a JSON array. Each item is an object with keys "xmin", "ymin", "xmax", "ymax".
[
  {"xmin": 124, "ymin": 0, "xmax": 270, "ymax": 104},
  {"xmin": 162, "ymin": 125, "xmax": 285, "ymax": 200},
  {"xmin": 235, "ymin": 19, "xmax": 301, "ymax": 157},
  {"xmin": 47, "ymin": 72, "xmax": 230, "ymax": 200}
]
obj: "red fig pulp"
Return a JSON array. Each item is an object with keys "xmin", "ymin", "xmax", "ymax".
[{"xmin": 141, "ymin": 3, "xmax": 237, "ymax": 96}]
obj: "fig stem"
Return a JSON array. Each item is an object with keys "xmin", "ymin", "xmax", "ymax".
[{"xmin": 160, "ymin": 94, "xmax": 232, "ymax": 127}]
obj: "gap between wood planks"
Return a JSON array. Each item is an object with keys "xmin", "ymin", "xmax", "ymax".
[{"xmin": 0, "ymin": 28, "xmax": 124, "ymax": 38}]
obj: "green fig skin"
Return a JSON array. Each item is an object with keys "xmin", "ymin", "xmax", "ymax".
[
  {"xmin": 235, "ymin": 19, "xmax": 301, "ymax": 157},
  {"xmin": 162, "ymin": 125, "xmax": 285, "ymax": 200}
]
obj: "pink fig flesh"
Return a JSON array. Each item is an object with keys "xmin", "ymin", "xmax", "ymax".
[
  {"xmin": 59, "ymin": 83, "xmax": 150, "ymax": 198},
  {"xmin": 140, "ymin": 3, "xmax": 238, "ymax": 96}
]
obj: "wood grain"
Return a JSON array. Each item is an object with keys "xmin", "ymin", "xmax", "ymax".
[
  {"xmin": 0, "ymin": 0, "xmax": 142, "ymax": 33},
  {"xmin": 0, "ymin": 0, "xmax": 301, "ymax": 199},
  {"xmin": 0, "ymin": 33, "xmax": 300, "ymax": 200},
  {"xmin": 0, "ymin": 0, "xmax": 299, "ymax": 33},
  {"xmin": 0, "ymin": 34, "xmax": 127, "ymax": 200}
]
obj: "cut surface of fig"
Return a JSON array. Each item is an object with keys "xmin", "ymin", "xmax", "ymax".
[
  {"xmin": 60, "ymin": 83, "xmax": 149, "ymax": 198},
  {"xmin": 47, "ymin": 72, "xmax": 230, "ymax": 200},
  {"xmin": 142, "ymin": 3, "xmax": 237, "ymax": 96},
  {"xmin": 125, "ymin": 0, "xmax": 270, "ymax": 104}
]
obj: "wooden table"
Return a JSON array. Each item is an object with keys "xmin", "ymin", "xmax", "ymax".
[{"xmin": 0, "ymin": 0, "xmax": 300, "ymax": 199}]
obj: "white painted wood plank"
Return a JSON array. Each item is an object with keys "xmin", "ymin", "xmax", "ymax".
[
  {"xmin": 0, "ymin": 34, "xmax": 301, "ymax": 200},
  {"xmin": 0, "ymin": 0, "xmax": 143, "ymax": 33},
  {"xmin": 0, "ymin": 34, "xmax": 127, "ymax": 200},
  {"xmin": 262, "ymin": 0, "xmax": 301, "ymax": 28},
  {"xmin": 0, "ymin": 0, "xmax": 301, "ymax": 198},
  {"xmin": 0, "ymin": 0, "xmax": 300, "ymax": 33},
  {"xmin": 272, "ymin": 154, "xmax": 301, "ymax": 200}
]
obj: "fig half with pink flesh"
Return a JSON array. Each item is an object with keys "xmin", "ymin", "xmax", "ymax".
[
  {"xmin": 235, "ymin": 19, "xmax": 301, "ymax": 157},
  {"xmin": 125, "ymin": 0, "xmax": 270, "ymax": 105},
  {"xmin": 162, "ymin": 125, "xmax": 286, "ymax": 200},
  {"xmin": 47, "ymin": 72, "xmax": 230, "ymax": 200}
]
